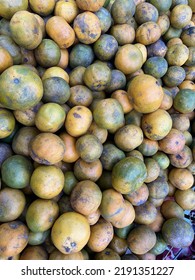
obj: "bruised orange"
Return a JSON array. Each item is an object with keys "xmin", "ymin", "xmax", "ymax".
[
  {"xmin": 73, "ymin": 12, "xmax": 101, "ymax": 44},
  {"xmin": 51, "ymin": 212, "xmax": 90, "ymax": 254}
]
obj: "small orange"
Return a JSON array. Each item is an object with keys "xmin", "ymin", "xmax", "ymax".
[
  {"xmin": 93, "ymin": 98, "xmax": 125, "ymax": 133},
  {"xmin": 35, "ymin": 103, "xmax": 66, "ymax": 133},
  {"xmin": 0, "ymin": 65, "xmax": 43, "ymax": 111},
  {"xmin": 115, "ymin": 44, "xmax": 143, "ymax": 75},
  {"xmin": 0, "ymin": 188, "xmax": 26, "ymax": 222},
  {"xmin": 0, "ymin": 0, "xmax": 28, "ymax": 20},
  {"xmin": 10, "ymin": 11, "xmax": 43, "ymax": 50},
  {"xmin": 168, "ymin": 168, "xmax": 194, "ymax": 190},
  {"xmin": 0, "ymin": 108, "xmax": 15, "ymax": 139},
  {"xmin": 110, "ymin": 24, "xmax": 135, "ymax": 45},
  {"xmin": 135, "ymin": 22, "xmax": 161, "ymax": 45},
  {"xmin": 30, "ymin": 165, "xmax": 64, "ymax": 199},
  {"xmin": 26, "ymin": 199, "xmax": 59, "ymax": 232},
  {"xmin": 141, "ymin": 109, "xmax": 172, "ymax": 140},
  {"xmin": 29, "ymin": 132, "xmax": 66, "ymax": 165},
  {"xmin": 42, "ymin": 67, "xmax": 69, "ymax": 83},
  {"xmin": 54, "ymin": 0, "xmax": 79, "ymax": 23},
  {"xmin": 111, "ymin": 90, "xmax": 133, "ymax": 114},
  {"xmin": 87, "ymin": 121, "xmax": 108, "ymax": 144},
  {"xmin": 57, "ymin": 49, "xmax": 69, "ymax": 69},
  {"xmin": 0, "ymin": 221, "xmax": 29, "ymax": 257},
  {"xmin": 174, "ymin": 189, "xmax": 195, "ymax": 210},
  {"xmin": 87, "ymin": 218, "xmax": 114, "ymax": 252},
  {"xmin": 65, "ymin": 105, "xmax": 93, "ymax": 137},
  {"xmin": 127, "ymin": 74, "xmax": 164, "ymax": 113},
  {"xmin": 76, "ymin": 0, "xmax": 105, "ymax": 12},
  {"xmin": 74, "ymin": 158, "xmax": 102, "ymax": 182},
  {"xmin": 73, "ymin": 11, "xmax": 101, "ymax": 44},
  {"xmin": 0, "ymin": 47, "xmax": 13, "ymax": 73},
  {"xmin": 29, "ymin": 0, "xmax": 55, "ymax": 16},
  {"xmin": 46, "ymin": 16, "xmax": 75, "ymax": 49},
  {"xmin": 59, "ymin": 132, "xmax": 80, "ymax": 163},
  {"xmin": 70, "ymin": 180, "xmax": 102, "ymax": 216},
  {"xmin": 51, "ymin": 212, "xmax": 90, "ymax": 254}
]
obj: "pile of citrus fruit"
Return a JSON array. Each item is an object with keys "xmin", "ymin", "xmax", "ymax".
[{"xmin": 0, "ymin": 0, "xmax": 195, "ymax": 260}]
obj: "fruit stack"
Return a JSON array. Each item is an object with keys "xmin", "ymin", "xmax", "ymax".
[{"xmin": 0, "ymin": 0, "xmax": 194, "ymax": 260}]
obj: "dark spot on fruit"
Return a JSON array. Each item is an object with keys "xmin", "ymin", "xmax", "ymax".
[
  {"xmin": 19, "ymin": 233, "xmax": 29, "ymax": 240},
  {"xmin": 30, "ymin": 149, "xmax": 51, "ymax": 165},
  {"xmin": 33, "ymin": 27, "xmax": 39, "ymax": 35},
  {"xmin": 0, "ymin": 246, "xmax": 6, "ymax": 253},
  {"xmin": 145, "ymin": 123, "xmax": 152, "ymax": 134},
  {"xmin": 22, "ymin": 86, "xmax": 30, "ymax": 100},
  {"xmin": 73, "ymin": 112, "xmax": 81, "ymax": 118},
  {"xmin": 112, "ymin": 109, "xmax": 120, "ymax": 119},
  {"xmin": 9, "ymin": 222, "xmax": 19, "ymax": 229},
  {"xmin": 91, "ymin": 83, "xmax": 102, "ymax": 90},
  {"xmin": 32, "ymin": 102, "xmax": 42, "ymax": 113},
  {"xmin": 143, "ymin": 9, "xmax": 147, "ymax": 15},
  {"xmin": 136, "ymin": 199, "xmax": 147, "ymax": 206},
  {"xmin": 89, "ymin": 33, "xmax": 96, "ymax": 39},
  {"xmin": 175, "ymin": 141, "xmax": 179, "ymax": 145},
  {"xmin": 110, "ymin": 207, "xmax": 123, "ymax": 217},
  {"xmin": 14, "ymin": 78, "xmax": 20, "ymax": 84},
  {"xmin": 71, "ymin": 242, "xmax": 76, "ymax": 248},
  {"xmin": 105, "ymin": 250, "xmax": 110, "ymax": 255},
  {"xmin": 77, "ymin": 16, "xmax": 86, "ymax": 34},
  {"xmin": 176, "ymin": 154, "xmax": 183, "ymax": 160},
  {"xmin": 186, "ymin": 27, "xmax": 195, "ymax": 36},
  {"xmin": 156, "ymin": 80, "xmax": 160, "ymax": 86},
  {"xmin": 64, "ymin": 246, "xmax": 71, "ymax": 253},
  {"xmin": 75, "ymin": 94, "xmax": 83, "ymax": 103}
]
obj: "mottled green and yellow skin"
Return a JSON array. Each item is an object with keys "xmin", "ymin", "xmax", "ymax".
[
  {"xmin": 0, "ymin": 35, "xmax": 22, "ymax": 64},
  {"xmin": 0, "ymin": 65, "xmax": 43, "ymax": 110},
  {"xmin": 73, "ymin": 11, "xmax": 101, "ymax": 44},
  {"xmin": 0, "ymin": 0, "xmax": 28, "ymax": 20},
  {"xmin": 162, "ymin": 218, "xmax": 194, "ymax": 248},
  {"xmin": 83, "ymin": 62, "xmax": 112, "ymax": 91},
  {"xmin": 112, "ymin": 156, "xmax": 147, "ymax": 194},
  {"xmin": 0, "ymin": 108, "xmax": 15, "ymax": 139},
  {"xmin": 93, "ymin": 98, "xmax": 124, "ymax": 133},
  {"xmin": 26, "ymin": 199, "xmax": 59, "ymax": 232},
  {"xmin": 10, "ymin": 11, "xmax": 42, "ymax": 50}
]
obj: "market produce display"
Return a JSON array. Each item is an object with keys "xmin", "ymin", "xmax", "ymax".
[{"xmin": 0, "ymin": 0, "xmax": 195, "ymax": 260}]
